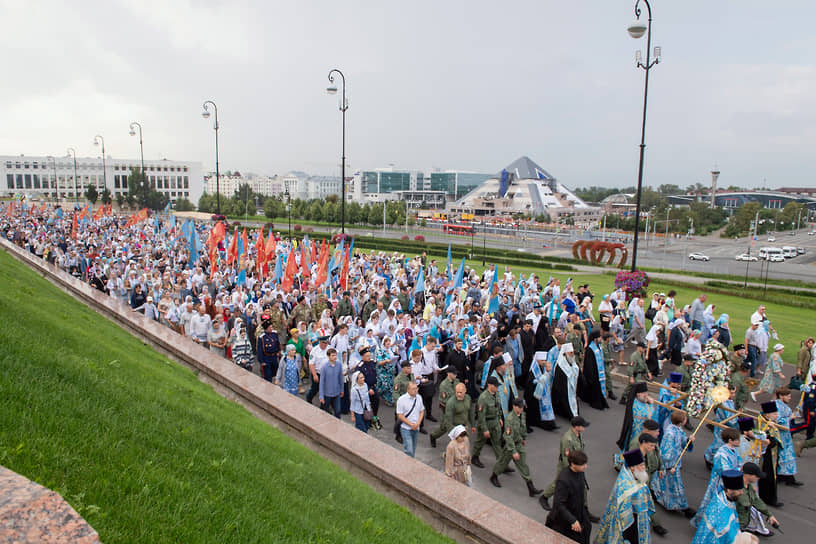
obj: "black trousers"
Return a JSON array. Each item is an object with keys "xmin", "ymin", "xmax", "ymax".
[{"xmin": 419, "ymin": 379, "xmax": 436, "ymax": 418}]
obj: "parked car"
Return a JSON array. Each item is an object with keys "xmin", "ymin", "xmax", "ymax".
[
  {"xmin": 689, "ymin": 252, "xmax": 710, "ymax": 261},
  {"xmin": 808, "ymin": 231, "xmax": 815, "ymax": 236},
  {"xmin": 767, "ymin": 236, "xmax": 776, "ymax": 242},
  {"xmin": 735, "ymin": 253, "xmax": 758, "ymax": 262},
  {"xmin": 797, "ymin": 247, "xmax": 806, "ymax": 255},
  {"xmin": 768, "ymin": 253, "xmax": 785, "ymax": 262}
]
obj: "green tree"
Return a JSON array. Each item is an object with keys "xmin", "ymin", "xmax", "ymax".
[
  {"xmin": 367, "ymin": 203, "xmax": 384, "ymax": 225},
  {"xmin": 657, "ymin": 184, "xmax": 682, "ymax": 195},
  {"xmin": 126, "ymin": 167, "xmax": 168, "ymax": 210},
  {"xmin": 85, "ymin": 184, "xmax": 99, "ymax": 204},
  {"xmin": 115, "ymin": 192, "xmax": 125, "ymax": 209},
  {"xmin": 175, "ymin": 198, "xmax": 195, "ymax": 212},
  {"xmin": 99, "ymin": 188, "xmax": 112, "ymax": 205}
]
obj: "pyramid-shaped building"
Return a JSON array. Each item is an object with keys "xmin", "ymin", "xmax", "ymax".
[{"xmin": 448, "ymin": 156, "xmax": 602, "ymax": 226}]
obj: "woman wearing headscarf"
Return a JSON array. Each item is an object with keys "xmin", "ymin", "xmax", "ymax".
[
  {"xmin": 667, "ymin": 319, "xmax": 685, "ymax": 367},
  {"xmin": 349, "ymin": 370, "xmax": 372, "ymax": 433},
  {"xmin": 645, "ymin": 323, "xmax": 663, "ymax": 376},
  {"xmin": 715, "ymin": 314, "xmax": 731, "ymax": 348},
  {"xmin": 276, "ymin": 344, "xmax": 301, "ymax": 396},
  {"xmin": 701, "ymin": 304, "xmax": 716, "ymax": 343},
  {"xmin": 609, "ymin": 314, "xmax": 626, "ymax": 365},
  {"xmin": 444, "ymin": 425, "xmax": 472, "ymax": 486}
]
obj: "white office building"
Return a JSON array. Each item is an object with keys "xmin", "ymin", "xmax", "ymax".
[
  {"xmin": 1, "ymin": 154, "xmax": 203, "ymax": 204},
  {"xmin": 205, "ymin": 174, "xmax": 286, "ymax": 198}
]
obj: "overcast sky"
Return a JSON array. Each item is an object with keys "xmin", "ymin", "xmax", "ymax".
[{"xmin": 2, "ymin": 0, "xmax": 814, "ymax": 189}]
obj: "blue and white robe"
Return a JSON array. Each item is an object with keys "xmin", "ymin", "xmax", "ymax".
[
  {"xmin": 691, "ymin": 490, "xmax": 740, "ymax": 544},
  {"xmin": 492, "ymin": 369, "xmax": 517, "ymax": 418},
  {"xmin": 595, "ymin": 466, "xmax": 654, "ymax": 544},
  {"xmin": 704, "ymin": 400, "xmax": 737, "ymax": 464},
  {"xmin": 775, "ymin": 399, "xmax": 797, "ymax": 476},
  {"xmin": 656, "ymin": 381, "xmax": 684, "ymax": 432},
  {"xmin": 652, "ymin": 423, "xmax": 691, "ymax": 510},
  {"xmin": 588, "ymin": 340, "xmax": 607, "ymax": 398},
  {"xmin": 530, "ymin": 360, "xmax": 554, "ymax": 422},
  {"xmin": 692, "ymin": 445, "xmax": 741, "ymax": 528}
]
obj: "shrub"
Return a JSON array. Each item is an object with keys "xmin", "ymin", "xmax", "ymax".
[
  {"xmin": 414, "ymin": 235, "xmax": 425, "ymax": 242},
  {"xmin": 401, "ymin": 235, "xmax": 409, "ymax": 241},
  {"xmin": 293, "ymin": 224, "xmax": 302, "ymax": 232},
  {"xmin": 265, "ymin": 222, "xmax": 275, "ymax": 231},
  {"xmin": 306, "ymin": 227, "xmax": 314, "ymax": 233},
  {"xmin": 231, "ymin": 222, "xmax": 242, "ymax": 228}
]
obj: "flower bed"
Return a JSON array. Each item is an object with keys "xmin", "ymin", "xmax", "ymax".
[{"xmin": 614, "ymin": 270, "xmax": 650, "ymax": 300}]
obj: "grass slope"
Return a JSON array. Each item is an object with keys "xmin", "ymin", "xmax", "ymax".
[{"xmin": 0, "ymin": 250, "xmax": 451, "ymax": 544}]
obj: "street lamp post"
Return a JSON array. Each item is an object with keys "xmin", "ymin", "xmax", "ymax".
[
  {"xmin": 128, "ymin": 122, "xmax": 146, "ymax": 206},
  {"xmin": 326, "ymin": 69, "xmax": 347, "ymax": 234},
  {"xmin": 285, "ymin": 189, "xmax": 291, "ymax": 242},
  {"xmin": 47, "ymin": 156, "xmax": 59, "ymax": 201},
  {"xmin": 201, "ymin": 101, "xmax": 220, "ymax": 215},
  {"xmin": 66, "ymin": 147, "xmax": 78, "ymax": 202},
  {"xmin": 627, "ymin": 0, "xmax": 661, "ymax": 272},
  {"xmin": 93, "ymin": 134, "xmax": 107, "ymax": 193}
]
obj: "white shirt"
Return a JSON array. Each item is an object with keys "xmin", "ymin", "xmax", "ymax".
[
  {"xmin": 310, "ymin": 344, "xmax": 330, "ymax": 374},
  {"xmin": 396, "ymin": 392, "xmax": 424, "ymax": 430}
]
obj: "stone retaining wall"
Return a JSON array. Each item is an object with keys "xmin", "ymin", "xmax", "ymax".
[{"xmin": 1, "ymin": 238, "xmax": 574, "ymax": 544}]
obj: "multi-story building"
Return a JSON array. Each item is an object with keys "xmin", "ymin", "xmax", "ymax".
[
  {"xmin": 352, "ymin": 167, "xmax": 492, "ymax": 206},
  {"xmin": 1, "ymin": 153, "xmax": 203, "ymax": 204}
]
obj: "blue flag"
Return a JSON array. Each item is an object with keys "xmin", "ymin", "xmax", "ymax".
[
  {"xmin": 446, "ymin": 243, "xmax": 452, "ymax": 280},
  {"xmin": 272, "ymin": 254, "xmax": 283, "ymax": 283},
  {"xmin": 236, "ymin": 268, "xmax": 246, "ymax": 287},
  {"xmin": 56, "ymin": 207, "xmax": 63, "ymax": 219},
  {"xmin": 164, "ymin": 201, "xmax": 172, "ymax": 213},
  {"xmin": 413, "ymin": 266, "xmax": 424, "ymax": 295},
  {"xmin": 452, "ymin": 257, "xmax": 465, "ymax": 289},
  {"xmin": 487, "ymin": 263, "xmax": 498, "ymax": 314}
]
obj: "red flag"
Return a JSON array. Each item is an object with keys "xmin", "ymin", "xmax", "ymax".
[
  {"xmin": 71, "ymin": 213, "xmax": 78, "ymax": 239},
  {"xmin": 227, "ymin": 227, "xmax": 238, "ymax": 265},
  {"xmin": 240, "ymin": 228, "xmax": 248, "ymax": 260},
  {"xmin": 209, "ymin": 221, "xmax": 226, "ymax": 251},
  {"xmin": 281, "ymin": 247, "xmax": 298, "ymax": 292},
  {"xmin": 314, "ymin": 239, "xmax": 329, "ymax": 287},
  {"xmin": 339, "ymin": 247, "xmax": 349, "ymax": 290},
  {"xmin": 77, "ymin": 204, "xmax": 89, "ymax": 221},
  {"xmin": 5, "ymin": 202, "xmax": 14, "ymax": 217},
  {"xmin": 265, "ymin": 228, "xmax": 276, "ymax": 258},
  {"xmin": 255, "ymin": 228, "xmax": 266, "ymax": 280},
  {"xmin": 301, "ymin": 237, "xmax": 311, "ymax": 279}
]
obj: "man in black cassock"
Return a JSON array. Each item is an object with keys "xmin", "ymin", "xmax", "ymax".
[
  {"xmin": 545, "ymin": 450, "xmax": 592, "ymax": 544},
  {"xmin": 758, "ymin": 401, "xmax": 783, "ymax": 507},
  {"xmin": 578, "ymin": 329, "xmax": 610, "ymax": 411},
  {"xmin": 552, "ymin": 343, "xmax": 580, "ymax": 420}
]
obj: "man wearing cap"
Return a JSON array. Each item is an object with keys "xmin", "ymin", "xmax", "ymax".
[
  {"xmin": 489, "ymin": 398, "xmax": 543, "ymax": 497},
  {"xmin": 305, "ymin": 336, "xmax": 331, "ymax": 405},
  {"xmin": 526, "ymin": 351, "xmax": 557, "ymax": 431},
  {"xmin": 693, "ymin": 428, "xmax": 743, "ymax": 528},
  {"xmin": 552, "ymin": 342, "xmax": 580, "ymax": 420},
  {"xmin": 691, "ymin": 470, "xmax": 758, "ymax": 544},
  {"xmin": 544, "ymin": 450, "xmax": 592, "ymax": 544},
  {"xmin": 737, "ymin": 462, "xmax": 779, "ymax": 538},
  {"xmin": 756, "ymin": 401, "xmax": 783, "ymax": 507},
  {"xmin": 429, "ymin": 369, "xmax": 463, "ymax": 448},
  {"xmin": 729, "ymin": 344, "xmax": 748, "ymax": 374},
  {"xmin": 540, "ymin": 416, "xmax": 588, "ymax": 512},
  {"xmin": 490, "ymin": 353, "xmax": 517, "ymax": 419},
  {"xmin": 622, "ymin": 342, "xmax": 650, "ymax": 405},
  {"xmin": 596, "ymin": 448, "xmax": 655, "ymax": 544},
  {"xmin": 731, "ymin": 361, "xmax": 751, "ymax": 410},
  {"xmin": 600, "ymin": 333, "xmax": 617, "ymax": 400},
  {"xmin": 471, "ymin": 376, "xmax": 503, "ymax": 469},
  {"xmin": 653, "ymin": 411, "xmax": 697, "ymax": 521},
  {"xmin": 393, "ymin": 359, "xmax": 416, "ymax": 443},
  {"xmin": 616, "ymin": 382, "xmax": 655, "ymax": 459},
  {"xmin": 256, "ymin": 317, "xmax": 281, "ymax": 382}
]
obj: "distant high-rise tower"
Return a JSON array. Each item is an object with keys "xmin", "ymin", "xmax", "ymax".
[{"xmin": 710, "ymin": 168, "xmax": 720, "ymax": 207}]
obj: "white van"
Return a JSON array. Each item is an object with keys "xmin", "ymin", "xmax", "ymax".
[
  {"xmin": 782, "ymin": 246, "xmax": 798, "ymax": 258},
  {"xmin": 758, "ymin": 247, "xmax": 784, "ymax": 261}
]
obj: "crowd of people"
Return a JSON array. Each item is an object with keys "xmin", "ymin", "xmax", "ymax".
[{"xmin": 3, "ymin": 202, "xmax": 816, "ymax": 544}]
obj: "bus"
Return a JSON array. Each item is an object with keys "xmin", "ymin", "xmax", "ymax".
[
  {"xmin": 758, "ymin": 247, "xmax": 784, "ymax": 261},
  {"xmin": 444, "ymin": 224, "xmax": 473, "ymax": 236}
]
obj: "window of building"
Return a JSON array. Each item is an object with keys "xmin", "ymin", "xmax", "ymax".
[
  {"xmin": 32, "ymin": 162, "xmax": 38, "ymax": 169},
  {"xmin": 184, "ymin": 191, "xmax": 189, "ymax": 197},
  {"xmin": 171, "ymin": 178, "xmax": 176, "ymax": 189},
  {"xmin": 183, "ymin": 176, "xmax": 189, "ymax": 188},
  {"xmin": 4, "ymin": 161, "xmax": 11, "ymax": 168},
  {"xmin": 15, "ymin": 174, "xmax": 22, "ymax": 188},
  {"xmin": 24, "ymin": 174, "xmax": 31, "ymax": 188},
  {"xmin": 6, "ymin": 174, "xmax": 12, "ymax": 189},
  {"xmin": 33, "ymin": 175, "xmax": 40, "ymax": 189},
  {"xmin": 171, "ymin": 192, "xmax": 176, "ymax": 197}
]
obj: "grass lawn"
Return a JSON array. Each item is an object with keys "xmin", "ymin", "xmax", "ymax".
[{"xmin": 0, "ymin": 250, "xmax": 451, "ymax": 544}]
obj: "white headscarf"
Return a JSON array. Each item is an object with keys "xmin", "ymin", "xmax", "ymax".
[{"xmin": 447, "ymin": 424, "xmax": 467, "ymax": 441}]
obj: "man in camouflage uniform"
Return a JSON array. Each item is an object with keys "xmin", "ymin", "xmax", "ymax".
[
  {"xmin": 336, "ymin": 291, "xmax": 354, "ymax": 320},
  {"xmin": 471, "ymin": 376, "xmax": 504, "ymax": 469},
  {"xmin": 289, "ymin": 295, "xmax": 312, "ymax": 331},
  {"xmin": 311, "ymin": 293, "xmax": 329, "ymax": 322},
  {"xmin": 430, "ymin": 371, "xmax": 465, "ymax": 447},
  {"xmin": 621, "ymin": 342, "xmax": 649, "ymax": 404},
  {"xmin": 601, "ymin": 332, "xmax": 618, "ymax": 400},
  {"xmin": 540, "ymin": 416, "xmax": 588, "ymax": 511},
  {"xmin": 266, "ymin": 304, "xmax": 288, "ymax": 345},
  {"xmin": 731, "ymin": 361, "xmax": 751, "ymax": 411},
  {"xmin": 490, "ymin": 398, "xmax": 543, "ymax": 497}
]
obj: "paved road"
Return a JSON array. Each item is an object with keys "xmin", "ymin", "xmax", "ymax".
[{"xmin": 254, "ymin": 359, "xmax": 814, "ymax": 542}]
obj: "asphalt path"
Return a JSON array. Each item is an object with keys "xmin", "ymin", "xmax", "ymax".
[{"xmin": 246, "ymin": 354, "xmax": 815, "ymax": 542}]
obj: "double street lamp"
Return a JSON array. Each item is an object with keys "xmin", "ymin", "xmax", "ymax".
[
  {"xmin": 201, "ymin": 100, "xmax": 221, "ymax": 215},
  {"xmin": 128, "ymin": 122, "xmax": 146, "ymax": 206},
  {"xmin": 93, "ymin": 134, "xmax": 107, "ymax": 192},
  {"xmin": 326, "ymin": 69, "xmax": 348, "ymax": 234},
  {"xmin": 627, "ymin": 0, "xmax": 661, "ymax": 272}
]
